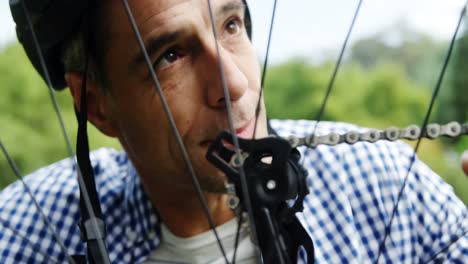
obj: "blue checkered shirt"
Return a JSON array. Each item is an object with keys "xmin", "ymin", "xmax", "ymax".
[{"xmin": 0, "ymin": 120, "xmax": 467, "ymax": 263}]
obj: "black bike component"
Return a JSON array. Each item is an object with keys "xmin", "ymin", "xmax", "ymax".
[
  {"xmin": 207, "ymin": 131, "xmax": 314, "ymax": 263},
  {"xmin": 10, "ymin": 0, "xmax": 90, "ymax": 90}
]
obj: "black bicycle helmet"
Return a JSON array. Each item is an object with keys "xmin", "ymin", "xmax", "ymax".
[{"xmin": 10, "ymin": 0, "xmax": 252, "ymax": 91}]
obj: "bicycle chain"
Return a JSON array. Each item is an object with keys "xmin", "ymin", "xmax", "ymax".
[{"xmin": 286, "ymin": 121, "xmax": 468, "ymax": 148}]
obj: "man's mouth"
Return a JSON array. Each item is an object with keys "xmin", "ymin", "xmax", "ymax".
[
  {"xmin": 235, "ymin": 117, "xmax": 257, "ymax": 139},
  {"xmin": 200, "ymin": 117, "xmax": 258, "ymax": 147}
]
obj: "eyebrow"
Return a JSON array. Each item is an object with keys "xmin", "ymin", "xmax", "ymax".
[
  {"xmin": 129, "ymin": 0, "xmax": 245, "ymax": 71},
  {"xmin": 218, "ymin": 0, "xmax": 245, "ymax": 17},
  {"xmin": 129, "ymin": 31, "xmax": 181, "ymax": 72}
]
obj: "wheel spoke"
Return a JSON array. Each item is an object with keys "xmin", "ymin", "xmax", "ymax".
[
  {"xmin": 252, "ymin": 0, "xmax": 278, "ymax": 140},
  {"xmin": 375, "ymin": 2, "xmax": 468, "ymax": 262},
  {"xmin": 205, "ymin": 0, "xmax": 263, "ymax": 262},
  {"xmin": 3, "ymin": 1, "xmax": 468, "ymax": 263},
  {"xmin": 120, "ymin": 1, "xmax": 230, "ymax": 262},
  {"xmin": 312, "ymin": 0, "xmax": 363, "ymax": 136}
]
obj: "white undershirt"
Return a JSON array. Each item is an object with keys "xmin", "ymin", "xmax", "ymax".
[{"xmin": 144, "ymin": 218, "xmax": 257, "ymax": 264}]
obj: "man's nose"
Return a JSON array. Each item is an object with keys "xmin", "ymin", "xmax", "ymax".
[{"xmin": 201, "ymin": 41, "xmax": 248, "ymax": 108}]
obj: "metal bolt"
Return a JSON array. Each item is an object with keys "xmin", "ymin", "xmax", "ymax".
[
  {"xmin": 266, "ymin": 180, "xmax": 277, "ymax": 190},
  {"xmin": 227, "ymin": 195, "xmax": 240, "ymax": 209}
]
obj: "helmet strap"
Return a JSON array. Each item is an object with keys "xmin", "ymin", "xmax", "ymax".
[{"xmin": 74, "ymin": 14, "xmax": 109, "ymax": 263}]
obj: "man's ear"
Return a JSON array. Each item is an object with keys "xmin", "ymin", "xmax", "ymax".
[{"xmin": 65, "ymin": 72, "xmax": 118, "ymax": 138}]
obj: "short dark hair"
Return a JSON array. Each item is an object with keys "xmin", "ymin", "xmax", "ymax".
[{"xmin": 61, "ymin": 2, "xmax": 111, "ymax": 90}]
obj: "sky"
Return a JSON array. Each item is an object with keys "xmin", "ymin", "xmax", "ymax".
[
  {"xmin": 247, "ymin": 0, "xmax": 467, "ymax": 62},
  {"xmin": 1, "ymin": 0, "xmax": 466, "ymax": 63}
]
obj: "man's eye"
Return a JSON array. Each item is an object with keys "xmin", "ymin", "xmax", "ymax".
[
  {"xmin": 154, "ymin": 49, "xmax": 182, "ymax": 69},
  {"xmin": 224, "ymin": 17, "xmax": 242, "ymax": 36}
]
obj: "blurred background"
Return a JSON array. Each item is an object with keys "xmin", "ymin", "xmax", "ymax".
[{"xmin": 1, "ymin": 1, "xmax": 467, "ymax": 203}]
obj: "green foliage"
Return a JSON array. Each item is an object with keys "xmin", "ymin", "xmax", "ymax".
[
  {"xmin": 350, "ymin": 25, "xmax": 445, "ymax": 88},
  {"xmin": 0, "ymin": 43, "xmax": 120, "ymax": 187},
  {"xmin": 436, "ymin": 31, "xmax": 468, "ymax": 125}
]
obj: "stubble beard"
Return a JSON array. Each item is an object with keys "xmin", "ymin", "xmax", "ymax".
[{"xmin": 197, "ymin": 171, "xmax": 229, "ymax": 194}]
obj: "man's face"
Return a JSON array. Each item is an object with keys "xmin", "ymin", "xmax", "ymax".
[{"xmin": 99, "ymin": 0, "xmax": 267, "ymax": 192}]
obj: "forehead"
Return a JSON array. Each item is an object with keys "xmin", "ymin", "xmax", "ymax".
[{"xmin": 105, "ymin": 0, "xmax": 244, "ymax": 36}]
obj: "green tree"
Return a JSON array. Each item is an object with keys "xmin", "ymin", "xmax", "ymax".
[
  {"xmin": 350, "ymin": 23, "xmax": 444, "ymax": 88},
  {"xmin": 440, "ymin": 24, "xmax": 468, "ymax": 125}
]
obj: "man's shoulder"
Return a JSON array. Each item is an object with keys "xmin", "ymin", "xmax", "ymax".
[
  {"xmin": 0, "ymin": 148, "xmax": 128, "ymax": 201},
  {"xmin": 0, "ymin": 148, "xmax": 130, "ymax": 261}
]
